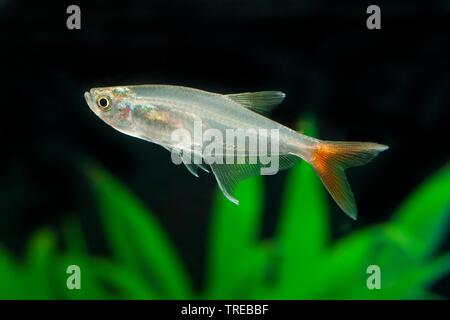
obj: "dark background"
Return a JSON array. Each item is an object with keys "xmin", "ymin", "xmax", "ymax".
[{"xmin": 1, "ymin": 0, "xmax": 449, "ymax": 293}]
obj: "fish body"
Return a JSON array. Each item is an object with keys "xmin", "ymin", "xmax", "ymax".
[{"xmin": 85, "ymin": 84, "xmax": 388, "ymax": 219}]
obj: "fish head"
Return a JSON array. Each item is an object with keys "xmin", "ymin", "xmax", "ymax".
[{"xmin": 84, "ymin": 86, "xmax": 135, "ymax": 131}]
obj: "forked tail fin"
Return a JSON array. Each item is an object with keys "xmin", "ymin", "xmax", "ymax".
[{"xmin": 310, "ymin": 141, "xmax": 389, "ymax": 219}]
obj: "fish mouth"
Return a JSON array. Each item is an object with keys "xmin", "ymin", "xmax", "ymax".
[
  {"xmin": 84, "ymin": 91, "xmax": 92, "ymax": 104},
  {"xmin": 84, "ymin": 91, "xmax": 99, "ymax": 115}
]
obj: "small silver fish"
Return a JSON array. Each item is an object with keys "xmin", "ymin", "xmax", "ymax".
[{"xmin": 84, "ymin": 85, "xmax": 388, "ymax": 219}]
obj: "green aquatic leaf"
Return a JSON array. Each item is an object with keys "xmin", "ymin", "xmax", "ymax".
[
  {"xmin": 359, "ymin": 164, "xmax": 450, "ymax": 299},
  {"xmin": 209, "ymin": 242, "xmax": 272, "ymax": 300},
  {"xmin": 60, "ymin": 217, "xmax": 116, "ymax": 299},
  {"xmin": 0, "ymin": 247, "xmax": 24, "ymax": 299},
  {"xmin": 57, "ymin": 253, "xmax": 107, "ymax": 299},
  {"xmin": 244, "ymin": 242, "xmax": 274, "ymax": 299},
  {"xmin": 377, "ymin": 253, "xmax": 450, "ymax": 299},
  {"xmin": 1, "ymin": 120, "xmax": 449, "ymax": 300},
  {"xmin": 62, "ymin": 217, "xmax": 88, "ymax": 255},
  {"xmin": 392, "ymin": 163, "xmax": 450, "ymax": 260},
  {"xmin": 313, "ymin": 227, "xmax": 380, "ymax": 299},
  {"xmin": 86, "ymin": 163, "xmax": 192, "ymax": 299},
  {"xmin": 275, "ymin": 117, "xmax": 329, "ymax": 298},
  {"xmin": 321, "ymin": 162, "xmax": 450, "ymax": 300},
  {"xmin": 413, "ymin": 253, "xmax": 450, "ymax": 291},
  {"xmin": 205, "ymin": 176, "xmax": 264, "ymax": 298},
  {"xmin": 90, "ymin": 259, "xmax": 158, "ymax": 299},
  {"xmin": 23, "ymin": 229, "xmax": 57, "ymax": 299}
]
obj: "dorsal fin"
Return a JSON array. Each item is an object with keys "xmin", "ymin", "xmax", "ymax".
[{"xmin": 226, "ymin": 91, "xmax": 286, "ymax": 113}]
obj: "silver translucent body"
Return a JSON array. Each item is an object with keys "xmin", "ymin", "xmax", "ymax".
[
  {"xmin": 85, "ymin": 84, "xmax": 388, "ymax": 218},
  {"xmin": 85, "ymin": 84, "xmax": 389, "ymax": 216},
  {"xmin": 84, "ymin": 84, "xmax": 320, "ymax": 205},
  {"xmin": 115, "ymin": 85, "xmax": 318, "ymax": 161}
]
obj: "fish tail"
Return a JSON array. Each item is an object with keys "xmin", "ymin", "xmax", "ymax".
[{"xmin": 308, "ymin": 140, "xmax": 388, "ymax": 219}]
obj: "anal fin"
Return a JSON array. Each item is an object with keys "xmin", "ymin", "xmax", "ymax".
[
  {"xmin": 210, "ymin": 154, "xmax": 300, "ymax": 204},
  {"xmin": 210, "ymin": 163, "xmax": 263, "ymax": 205}
]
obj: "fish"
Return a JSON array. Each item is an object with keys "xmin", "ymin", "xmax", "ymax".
[{"xmin": 84, "ymin": 85, "xmax": 388, "ymax": 219}]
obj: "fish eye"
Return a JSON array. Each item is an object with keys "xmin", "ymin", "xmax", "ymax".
[{"xmin": 96, "ymin": 96, "xmax": 111, "ymax": 111}]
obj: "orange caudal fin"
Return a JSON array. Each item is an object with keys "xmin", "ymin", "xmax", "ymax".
[{"xmin": 310, "ymin": 141, "xmax": 389, "ymax": 219}]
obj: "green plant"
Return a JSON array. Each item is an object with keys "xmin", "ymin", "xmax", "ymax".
[{"xmin": 0, "ymin": 119, "xmax": 449, "ymax": 299}]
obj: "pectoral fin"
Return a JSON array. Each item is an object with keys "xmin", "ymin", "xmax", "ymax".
[
  {"xmin": 226, "ymin": 91, "xmax": 286, "ymax": 113},
  {"xmin": 184, "ymin": 163, "xmax": 200, "ymax": 177},
  {"xmin": 167, "ymin": 147, "xmax": 210, "ymax": 177},
  {"xmin": 183, "ymin": 161, "xmax": 210, "ymax": 177}
]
